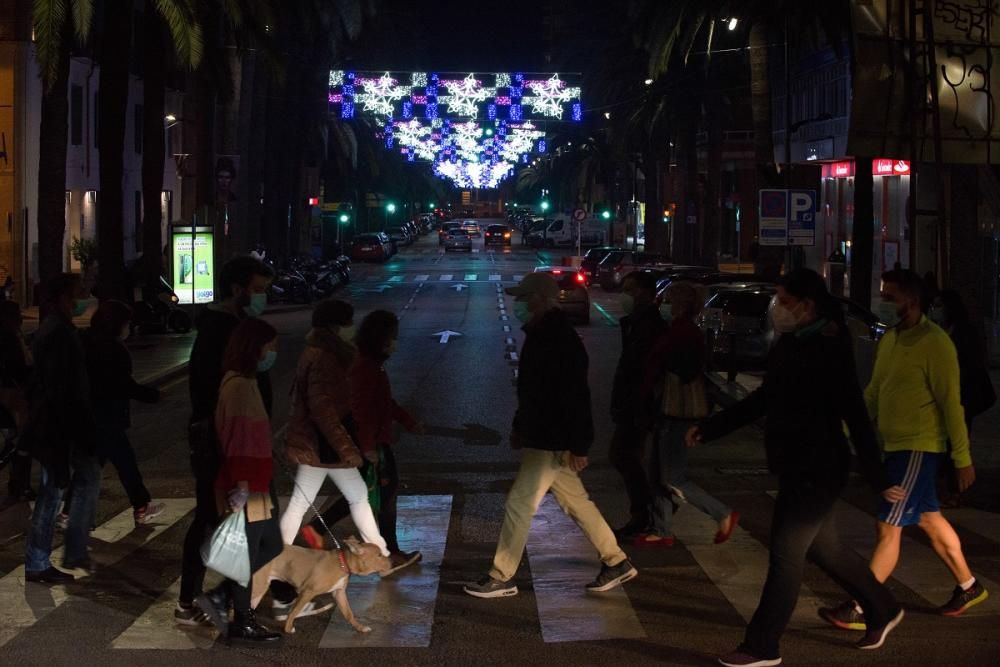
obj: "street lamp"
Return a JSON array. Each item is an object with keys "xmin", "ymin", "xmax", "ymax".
[
  {"xmin": 727, "ymin": 17, "xmax": 739, "ymax": 31},
  {"xmin": 644, "ymin": 78, "xmax": 654, "ymax": 86},
  {"xmin": 386, "ymin": 202, "xmax": 396, "ymax": 227}
]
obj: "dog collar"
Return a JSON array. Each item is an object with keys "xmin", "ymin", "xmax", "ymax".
[{"xmin": 337, "ymin": 548, "xmax": 350, "ymax": 573}]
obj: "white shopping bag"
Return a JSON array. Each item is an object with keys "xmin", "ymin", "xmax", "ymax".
[{"xmin": 201, "ymin": 511, "xmax": 250, "ymax": 586}]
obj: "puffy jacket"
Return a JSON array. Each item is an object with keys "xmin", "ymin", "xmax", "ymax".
[
  {"xmin": 699, "ymin": 319, "xmax": 889, "ymax": 491},
  {"xmin": 285, "ymin": 328, "xmax": 362, "ymax": 468},
  {"xmin": 351, "ymin": 354, "xmax": 417, "ymax": 455},
  {"xmin": 512, "ymin": 308, "xmax": 594, "ymax": 456}
]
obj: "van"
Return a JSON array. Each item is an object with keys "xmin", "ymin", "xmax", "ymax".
[{"xmin": 528, "ymin": 216, "xmax": 607, "ymax": 248}]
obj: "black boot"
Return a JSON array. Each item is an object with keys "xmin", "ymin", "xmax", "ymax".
[{"xmin": 227, "ymin": 609, "xmax": 282, "ymax": 645}]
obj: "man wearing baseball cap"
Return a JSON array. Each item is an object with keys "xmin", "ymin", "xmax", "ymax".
[{"xmin": 464, "ymin": 273, "xmax": 637, "ymax": 598}]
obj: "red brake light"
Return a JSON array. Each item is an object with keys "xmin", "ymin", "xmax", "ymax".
[
  {"xmin": 551, "ymin": 269, "xmax": 562, "ymax": 275},
  {"xmin": 576, "ymin": 273, "xmax": 585, "ymax": 284}
]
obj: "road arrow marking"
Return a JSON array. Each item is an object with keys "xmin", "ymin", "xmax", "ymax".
[
  {"xmin": 432, "ymin": 330, "xmax": 462, "ymax": 343},
  {"xmin": 452, "ymin": 284, "xmax": 469, "ymax": 292}
]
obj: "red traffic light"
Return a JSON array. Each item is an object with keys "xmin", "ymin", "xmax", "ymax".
[{"xmin": 308, "ymin": 197, "xmax": 319, "ymax": 206}]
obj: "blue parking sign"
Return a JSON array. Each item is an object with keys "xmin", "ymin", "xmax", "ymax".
[{"xmin": 788, "ymin": 189, "xmax": 816, "ymax": 246}]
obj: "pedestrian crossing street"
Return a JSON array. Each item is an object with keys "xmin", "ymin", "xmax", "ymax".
[
  {"xmin": 0, "ymin": 492, "xmax": 996, "ymax": 651},
  {"xmin": 360, "ymin": 273, "xmax": 527, "ymax": 284}
]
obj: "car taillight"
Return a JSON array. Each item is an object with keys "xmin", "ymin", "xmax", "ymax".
[
  {"xmin": 576, "ymin": 273, "xmax": 585, "ymax": 284},
  {"xmin": 551, "ymin": 270, "xmax": 562, "ymax": 275},
  {"xmin": 504, "ymin": 233, "xmax": 511, "ymax": 238}
]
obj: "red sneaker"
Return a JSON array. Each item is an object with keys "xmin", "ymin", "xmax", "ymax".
[
  {"xmin": 300, "ymin": 525, "xmax": 324, "ymax": 550},
  {"xmin": 633, "ymin": 533, "xmax": 674, "ymax": 547},
  {"xmin": 715, "ymin": 511, "xmax": 740, "ymax": 544}
]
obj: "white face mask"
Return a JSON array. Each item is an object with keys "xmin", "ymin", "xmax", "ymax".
[
  {"xmin": 771, "ymin": 303, "xmax": 800, "ymax": 334},
  {"xmin": 337, "ymin": 324, "xmax": 356, "ymax": 342}
]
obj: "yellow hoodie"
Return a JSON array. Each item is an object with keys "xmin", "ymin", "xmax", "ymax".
[{"xmin": 864, "ymin": 316, "xmax": 971, "ymax": 468}]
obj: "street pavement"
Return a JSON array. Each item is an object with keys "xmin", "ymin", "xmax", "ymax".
[{"xmin": 1, "ymin": 224, "xmax": 998, "ymax": 666}]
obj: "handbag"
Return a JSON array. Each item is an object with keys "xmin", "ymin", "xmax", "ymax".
[
  {"xmin": 201, "ymin": 510, "xmax": 250, "ymax": 586},
  {"xmin": 662, "ymin": 372, "xmax": 709, "ymax": 420}
]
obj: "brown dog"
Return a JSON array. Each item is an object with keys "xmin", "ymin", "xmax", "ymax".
[{"xmin": 251, "ymin": 536, "xmax": 392, "ymax": 634}]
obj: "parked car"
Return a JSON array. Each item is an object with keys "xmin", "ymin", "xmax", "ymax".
[
  {"xmin": 444, "ymin": 228, "xmax": 473, "ymax": 252},
  {"xmin": 351, "ymin": 233, "xmax": 390, "ymax": 262},
  {"xmin": 375, "ymin": 231, "xmax": 397, "ymax": 257},
  {"xmin": 484, "ymin": 224, "xmax": 512, "ymax": 246},
  {"xmin": 701, "ymin": 287, "xmax": 777, "ymax": 372},
  {"xmin": 439, "ymin": 221, "xmax": 462, "ymax": 245},
  {"xmin": 404, "ymin": 220, "xmax": 420, "ymax": 238},
  {"xmin": 596, "ymin": 251, "xmax": 671, "ymax": 290},
  {"xmin": 655, "ymin": 269, "xmax": 756, "ymax": 303},
  {"xmin": 533, "ymin": 266, "xmax": 590, "ymax": 324},
  {"xmin": 460, "ymin": 220, "xmax": 481, "ymax": 237},
  {"xmin": 385, "ymin": 226, "xmax": 413, "ymax": 247},
  {"xmin": 580, "ymin": 246, "xmax": 625, "ymax": 285}
]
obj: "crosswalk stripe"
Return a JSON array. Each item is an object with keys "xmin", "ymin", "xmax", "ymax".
[
  {"xmin": 320, "ymin": 495, "xmax": 453, "ymax": 647},
  {"xmin": 489, "ymin": 274, "xmax": 501, "ymax": 281},
  {"xmin": 388, "ymin": 275, "xmax": 404, "ymax": 282},
  {"xmin": 415, "ymin": 275, "xmax": 429, "ymax": 282},
  {"xmin": 0, "ymin": 498, "xmax": 195, "ymax": 649},
  {"xmin": 464, "ymin": 274, "xmax": 477, "ymax": 281},
  {"xmin": 526, "ymin": 497, "xmax": 645, "ymax": 643},
  {"xmin": 513, "ymin": 275, "xmax": 523, "ymax": 282},
  {"xmin": 766, "ymin": 492, "xmax": 999, "ymax": 614},
  {"xmin": 439, "ymin": 275, "xmax": 453, "ymax": 281},
  {"xmin": 671, "ymin": 503, "xmax": 825, "ymax": 624}
]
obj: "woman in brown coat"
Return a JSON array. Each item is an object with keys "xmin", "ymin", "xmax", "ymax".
[{"xmin": 278, "ymin": 299, "xmax": 389, "ymax": 557}]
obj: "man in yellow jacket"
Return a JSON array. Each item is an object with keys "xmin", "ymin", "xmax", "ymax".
[{"xmin": 821, "ymin": 269, "xmax": 988, "ymax": 632}]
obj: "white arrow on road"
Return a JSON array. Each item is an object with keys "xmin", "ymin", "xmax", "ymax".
[
  {"xmin": 432, "ymin": 330, "xmax": 463, "ymax": 344},
  {"xmin": 451, "ymin": 284, "xmax": 469, "ymax": 292}
]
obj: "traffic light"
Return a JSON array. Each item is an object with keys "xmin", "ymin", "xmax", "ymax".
[
  {"xmin": 540, "ymin": 200, "xmax": 550, "ymax": 212},
  {"xmin": 601, "ymin": 209, "xmax": 612, "ymax": 220},
  {"xmin": 387, "ymin": 202, "xmax": 397, "ymax": 213},
  {"xmin": 338, "ymin": 212, "xmax": 350, "ymax": 224}
]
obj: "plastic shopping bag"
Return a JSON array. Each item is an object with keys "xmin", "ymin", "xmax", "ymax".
[{"xmin": 201, "ymin": 510, "xmax": 250, "ymax": 586}]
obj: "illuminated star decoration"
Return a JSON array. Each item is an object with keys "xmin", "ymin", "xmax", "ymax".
[
  {"xmin": 439, "ymin": 74, "xmax": 493, "ymax": 118},
  {"xmin": 354, "ymin": 72, "xmax": 408, "ymax": 119},
  {"xmin": 523, "ymin": 74, "xmax": 582, "ymax": 119}
]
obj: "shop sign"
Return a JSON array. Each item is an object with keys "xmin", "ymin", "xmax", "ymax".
[
  {"xmin": 171, "ymin": 226, "xmax": 215, "ymax": 304},
  {"xmin": 824, "ymin": 160, "xmax": 855, "ymax": 178},
  {"xmin": 873, "ymin": 159, "xmax": 910, "ymax": 175}
]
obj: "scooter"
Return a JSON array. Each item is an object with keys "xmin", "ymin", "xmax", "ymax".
[{"xmin": 133, "ymin": 276, "xmax": 193, "ymax": 335}]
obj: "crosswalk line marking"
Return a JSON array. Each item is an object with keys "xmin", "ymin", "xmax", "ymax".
[
  {"xmin": 513, "ymin": 275, "xmax": 523, "ymax": 282},
  {"xmin": 947, "ymin": 507, "xmax": 1000, "ymax": 544},
  {"xmin": 0, "ymin": 497, "xmax": 195, "ymax": 649},
  {"xmin": 388, "ymin": 275, "xmax": 404, "ymax": 282},
  {"xmin": 766, "ymin": 492, "xmax": 998, "ymax": 615},
  {"xmin": 489, "ymin": 274, "xmax": 501, "ymax": 281},
  {"xmin": 112, "ymin": 494, "xmax": 328, "ymax": 650},
  {"xmin": 439, "ymin": 275, "xmax": 453, "ymax": 281},
  {"xmin": 320, "ymin": 495, "xmax": 453, "ymax": 647},
  {"xmin": 415, "ymin": 275, "xmax": 429, "ymax": 282},
  {"xmin": 527, "ymin": 496, "xmax": 646, "ymax": 643},
  {"xmin": 464, "ymin": 274, "xmax": 477, "ymax": 281},
  {"xmin": 672, "ymin": 503, "xmax": 825, "ymax": 625}
]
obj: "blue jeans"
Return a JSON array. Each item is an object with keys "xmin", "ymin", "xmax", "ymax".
[
  {"xmin": 650, "ymin": 418, "xmax": 731, "ymax": 536},
  {"xmin": 25, "ymin": 448, "xmax": 101, "ymax": 571}
]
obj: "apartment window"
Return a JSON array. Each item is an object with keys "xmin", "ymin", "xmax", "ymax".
[
  {"xmin": 134, "ymin": 104, "xmax": 143, "ymax": 154},
  {"xmin": 134, "ymin": 191, "xmax": 143, "ymax": 252},
  {"xmin": 70, "ymin": 85, "xmax": 83, "ymax": 145}
]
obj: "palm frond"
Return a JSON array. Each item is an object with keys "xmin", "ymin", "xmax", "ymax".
[
  {"xmin": 33, "ymin": 0, "xmax": 68, "ymax": 89},
  {"xmin": 154, "ymin": 0, "xmax": 203, "ymax": 67},
  {"xmin": 70, "ymin": 0, "xmax": 94, "ymax": 43}
]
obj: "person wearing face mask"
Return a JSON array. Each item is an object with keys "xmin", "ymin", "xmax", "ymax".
[
  {"xmin": 195, "ymin": 318, "xmax": 283, "ymax": 644},
  {"xmin": 608, "ymin": 271, "xmax": 666, "ymax": 541},
  {"xmin": 929, "ymin": 290, "xmax": 995, "ymax": 507},
  {"xmin": 20, "ymin": 274, "xmax": 97, "ymax": 583},
  {"xmin": 305, "ymin": 309, "xmax": 425, "ymax": 575},
  {"xmin": 639, "ymin": 281, "xmax": 736, "ymax": 547},
  {"xmin": 279, "ymin": 299, "xmax": 396, "ymax": 573},
  {"xmin": 820, "ymin": 270, "xmax": 988, "ymax": 634},
  {"xmin": 465, "ymin": 273, "xmax": 637, "ymax": 598},
  {"xmin": 59, "ymin": 301, "xmax": 162, "ymax": 532},
  {"xmin": 176, "ymin": 255, "xmax": 280, "ymax": 627},
  {"xmin": 687, "ymin": 269, "xmax": 903, "ymax": 666}
]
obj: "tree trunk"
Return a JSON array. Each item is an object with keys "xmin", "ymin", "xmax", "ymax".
[
  {"xmin": 851, "ymin": 157, "xmax": 875, "ymax": 308},
  {"xmin": 703, "ymin": 101, "xmax": 723, "ymax": 268},
  {"xmin": 141, "ymin": 7, "xmax": 166, "ymax": 290},
  {"xmin": 36, "ymin": 35, "xmax": 71, "ymax": 290},
  {"xmin": 749, "ymin": 23, "xmax": 775, "ymax": 172},
  {"xmin": 96, "ymin": 1, "xmax": 133, "ymax": 301}
]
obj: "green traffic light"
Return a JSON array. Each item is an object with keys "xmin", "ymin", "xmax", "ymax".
[
  {"xmin": 387, "ymin": 203, "xmax": 397, "ymax": 213},
  {"xmin": 601, "ymin": 210, "xmax": 612, "ymax": 220},
  {"xmin": 540, "ymin": 201, "xmax": 550, "ymax": 211},
  {"xmin": 429, "ymin": 202, "xmax": 436, "ymax": 209},
  {"xmin": 339, "ymin": 214, "xmax": 349, "ymax": 224}
]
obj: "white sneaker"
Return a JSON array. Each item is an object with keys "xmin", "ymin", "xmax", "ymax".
[
  {"xmin": 134, "ymin": 502, "xmax": 166, "ymax": 525},
  {"xmin": 272, "ymin": 598, "xmax": 334, "ymax": 621}
]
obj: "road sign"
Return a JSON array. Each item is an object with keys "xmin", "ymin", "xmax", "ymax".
[
  {"xmin": 788, "ymin": 189, "xmax": 816, "ymax": 246},
  {"xmin": 432, "ymin": 330, "xmax": 462, "ymax": 343},
  {"xmin": 573, "ymin": 208, "xmax": 586, "ymax": 221},
  {"xmin": 758, "ymin": 189, "xmax": 789, "ymax": 247}
]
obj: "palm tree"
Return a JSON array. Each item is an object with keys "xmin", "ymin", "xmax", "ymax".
[{"xmin": 32, "ymin": 0, "xmax": 94, "ymax": 286}]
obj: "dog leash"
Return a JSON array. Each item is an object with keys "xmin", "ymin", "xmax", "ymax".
[{"xmin": 273, "ymin": 455, "xmax": 351, "ymax": 573}]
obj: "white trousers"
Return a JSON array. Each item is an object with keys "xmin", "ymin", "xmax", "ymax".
[{"xmin": 279, "ymin": 464, "xmax": 389, "ymax": 556}]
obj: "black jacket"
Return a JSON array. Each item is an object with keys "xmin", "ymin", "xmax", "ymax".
[
  {"xmin": 82, "ymin": 330, "xmax": 159, "ymax": 431},
  {"xmin": 699, "ymin": 320, "xmax": 889, "ymax": 491},
  {"xmin": 611, "ymin": 303, "xmax": 665, "ymax": 424},
  {"xmin": 188, "ymin": 307, "xmax": 273, "ymax": 423},
  {"xmin": 22, "ymin": 313, "xmax": 94, "ymax": 486},
  {"xmin": 512, "ymin": 308, "xmax": 594, "ymax": 456}
]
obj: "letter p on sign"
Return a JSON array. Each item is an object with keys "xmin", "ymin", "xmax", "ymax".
[{"xmin": 790, "ymin": 191, "xmax": 814, "ymax": 222}]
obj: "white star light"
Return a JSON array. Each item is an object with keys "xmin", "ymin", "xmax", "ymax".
[
  {"xmin": 329, "ymin": 70, "xmax": 344, "ymax": 87},
  {"xmin": 411, "ymin": 72, "xmax": 428, "ymax": 87},
  {"xmin": 523, "ymin": 74, "xmax": 581, "ymax": 119},
  {"xmin": 355, "ymin": 72, "xmax": 408, "ymax": 118},
  {"xmin": 440, "ymin": 74, "xmax": 494, "ymax": 118}
]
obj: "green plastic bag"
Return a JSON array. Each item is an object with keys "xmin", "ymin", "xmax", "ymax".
[{"xmin": 364, "ymin": 449, "xmax": 384, "ymax": 514}]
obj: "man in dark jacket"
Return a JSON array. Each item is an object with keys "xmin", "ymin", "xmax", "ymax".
[
  {"xmin": 22, "ymin": 273, "xmax": 96, "ymax": 582},
  {"xmin": 465, "ymin": 273, "xmax": 637, "ymax": 598},
  {"xmin": 176, "ymin": 256, "xmax": 276, "ymax": 624},
  {"xmin": 609, "ymin": 270, "xmax": 665, "ymax": 538}
]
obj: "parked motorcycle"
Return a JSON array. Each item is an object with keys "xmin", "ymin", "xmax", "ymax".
[{"xmin": 133, "ymin": 276, "xmax": 193, "ymax": 335}]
